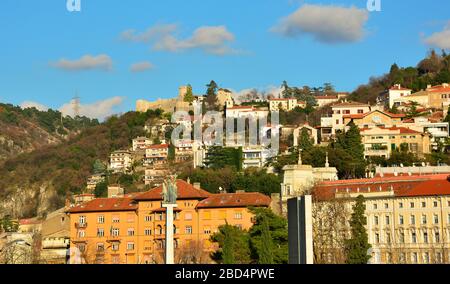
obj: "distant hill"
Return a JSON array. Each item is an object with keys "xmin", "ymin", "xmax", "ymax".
[
  {"xmin": 0, "ymin": 103, "xmax": 99, "ymax": 163},
  {"xmin": 0, "ymin": 108, "xmax": 163, "ymax": 218}
]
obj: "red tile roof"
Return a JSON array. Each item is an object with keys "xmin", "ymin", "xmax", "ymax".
[
  {"xmin": 360, "ymin": 126, "xmax": 421, "ymax": 134},
  {"xmin": 313, "ymin": 174, "xmax": 450, "ymax": 201},
  {"xmin": 134, "ymin": 180, "xmax": 211, "ymax": 201},
  {"xmin": 390, "ymin": 86, "xmax": 411, "ymax": 91},
  {"xmin": 316, "ymin": 96, "xmax": 338, "ymax": 100},
  {"xmin": 332, "ymin": 102, "xmax": 369, "ymax": 107},
  {"xmin": 147, "ymin": 144, "xmax": 169, "ymax": 149},
  {"xmin": 197, "ymin": 192, "xmax": 271, "ymax": 208},
  {"xmin": 68, "ymin": 198, "xmax": 137, "ymax": 213}
]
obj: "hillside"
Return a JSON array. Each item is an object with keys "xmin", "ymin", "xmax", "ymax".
[
  {"xmin": 0, "ymin": 109, "xmax": 162, "ymax": 218},
  {"xmin": 349, "ymin": 50, "xmax": 450, "ymax": 104},
  {"xmin": 0, "ymin": 103, "xmax": 99, "ymax": 163}
]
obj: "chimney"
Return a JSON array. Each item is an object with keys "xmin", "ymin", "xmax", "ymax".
[
  {"xmin": 427, "ymin": 84, "xmax": 432, "ymax": 90},
  {"xmin": 193, "ymin": 182, "xmax": 201, "ymax": 189}
]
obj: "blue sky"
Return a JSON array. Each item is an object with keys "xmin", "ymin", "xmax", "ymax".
[{"xmin": 0, "ymin": 0, "xmax": 449, "ymax": 119}]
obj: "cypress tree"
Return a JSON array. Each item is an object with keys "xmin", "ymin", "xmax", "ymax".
[
  {"xmin": 184, "ymin": 84, "xmax": 195, "ymax": 103},
  {"xmin": 345, "ymin": 195, "xmax": 371, "ymax": 264},
  {"xmin": 222, "ymin": 225, "xmax": 235, "ymax": 264},
  {"xmin": 259, "ymin": 217, "xmax": 274, "ymax": 264},
  {"xmin": 298, "ymin": 128, "xmax": 314, "ymax": 151}
]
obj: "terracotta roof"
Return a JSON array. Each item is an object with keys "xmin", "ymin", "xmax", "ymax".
[
  {"xmin": 197, "ymin": 192, "xmax": 271, "ymax": 208},
  {"xmin": 360, "ymin": 126, "xmax": 421, "ymax": 134},
  {"xmin": 134, "ymin": 180, "xmax": 211, "ymax": 201},
  {"xmin": 390, "ymin": 86, "xmax": 411, "ymax": 91},
  {"xmin": 313, "ymin": 174, "xmax": 450, "ymax": 201},
  {"xmin": 427, "ymin": 84, "xmax": 450, "ymax": 93},
  {"xmin": 343, "ymin": 110, "xmax": 406, "ymax": 119},
  {"xmin": 147, "ymin": 144, "xmax": 169, "ymax": 149},
  {"xmin": 68, "ymin": 198, "xmax": 137, "ymax": 213},
  {"xmin": 19, "ymin": 218, "xmax": 42, "ymax": 225},
  {"xmin": 227, "ymin": 106, "xmax": 254, "ymax": 110},
  {"xmin": 332, "ymin": 102, "xmax": 369, "ymax": 107}
]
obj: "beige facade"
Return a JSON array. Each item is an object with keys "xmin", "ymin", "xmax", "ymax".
[
  {"xmin": 314, "ymin": 175, "xmax": 450, "ymax": 264},
  {"xmin": 269, "ymin": 98, "xmax": 305, "ymax": 112},
  {"xmin": 360, "ymin": 127, "xmax": 431, "ymax": 159},
  {"xmin": 343, "ymin": 110, "xmax": 405, "ymax": 129}
]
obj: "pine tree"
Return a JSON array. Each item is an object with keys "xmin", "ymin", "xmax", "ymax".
[
  {"xmin": 444, "ymin": 107, "xmax": 450, "ymax": 124},
  {"xmin": 345, "ymin": 195, "xmax": 371, "ymax": 264},
  {"xmin": 259, "ymin": 217, "xmax": 274, "ymax": 264}
]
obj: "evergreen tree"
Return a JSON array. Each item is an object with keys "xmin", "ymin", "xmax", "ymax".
[
  {"xmin": 222, "ymin": 225, "xmax": 235, "ymax": 264},
  {"xmin": 205, "ymin": 80, "xmax": 219, "ymax": 111},
  {"xmin": 258, "ymin": 218, "xmax": 274, "ymax": 264},
  {"xmin": 184, "ymin": 84, "xmax": 195, "ymax": 103},
  {"xmin": 281, "ymin": 81, "xmax": 291, "ymax": 98},
  {"xmin": 92, "ymin": 159, "xmax": 106, "ymax": 174},
  {"xmin": 345, "ymin": 195, "xmax": 371, "ymax": 264},
  {"xmin": 444, "ymin": 107, "xmax": 450, "ymax": 124},
  {"xmin": 298, "ymin": 128, "xmax": 314, "ymax": 151}
]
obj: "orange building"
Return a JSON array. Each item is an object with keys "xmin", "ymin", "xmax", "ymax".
[{"xmin": 68, "ymin": 180, "xmax": 271, "ymax": 264}]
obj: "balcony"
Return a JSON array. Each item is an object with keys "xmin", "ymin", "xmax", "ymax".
[
  {"xmin": 106, "ymin": 235, "xmax": 121, "ymax": 242},
  {"xmin": 75, "ymin": 222, "xmax": 88, "ymax": 229}
]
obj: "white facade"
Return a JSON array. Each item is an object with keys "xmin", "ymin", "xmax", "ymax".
[
  {"xmin": 132, "ymin": 136, "xmax": 152, "ymax": 151},
  {"xmin": 329, "ymin": 102, "xmax": 371, "ymax": 134},
  {"xmin": 109, "ymin": 150, "xmax": 133, "ymax": 172},
  {"xmin": 269, "ymin": 99, "xmax": 306, "ymax": 112}
]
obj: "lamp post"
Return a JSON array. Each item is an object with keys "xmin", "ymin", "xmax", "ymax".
[{"xmin": 162, "ymin": 176, "xmax": 178, "ymax": 264}]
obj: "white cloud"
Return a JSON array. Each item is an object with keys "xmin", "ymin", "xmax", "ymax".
[
  {"xmin": 130, "ymin": 61, "xmax": 154, "ymax": 73},
  {"xmin": 271, "ymin": 4, "xmax": 369, "ymax": 44},
  {"xmin": 121, "ymin": 24, "xmax": 239, "ymax": 55},
  {"xmin": 20, "ymin": 101, "xmax": 49, "ymax": 112},
  {"xmin": 59, "ymin": 96, "xmax": 124, "ymax": 121},
  {"xmin": 51, "ymin": 54, "xmax": 113, "ymax": 71},
  {"xmin": 20, "ymin": 97, "xmax": 125, "ymax": 121},
  {"xmin": 424, "ymin": 22, "xmax": 450, "ymax": 50}
]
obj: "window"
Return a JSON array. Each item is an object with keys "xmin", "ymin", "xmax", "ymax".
[
  {"xmin": 79, "ymin": 216, "xmax": 86, "ymax": 224},
  {"xmin": 97, "ymin": 215, "xmax": 105, "ymax": 224},
  {"xmin": 384, "ymin": 203, "xmax": 389, "ymax": 209},
  {"xmin": 399, "ymin": 215, "xmax": 404, "ymax": 225},
  {"xmin": 399, "ymin": 253, "xmax": 406, "ymax": 263},
  {"xmin": 112, "ymin": 243, "xmax": 120, "ymax": 251},
  {"xmin": 423, "ymin": 232, "xmax": 428, "ymax": 243},
  {"xmin": 156, "ymin": 225, "xmax": 163, "ymax": 235},
  {"xmin": 204, "ymin": 227, "xmax": 211, "ymax": 234},
  {"xmin": 436, "ymin": 252, "xmax": 443, "ymax": 264},
  {"xmin": 145, "ymin": 215, "xmax": 152, "ymax": 222},
  {"xmin": 410, "ymin": 202, "xmax": 415, "ymax": 208},
  {"xmin": 127, "ymin": 228, "xmax": 135, "ymax": 236},
  {"xmin": 423, "ymin": 252, "xmax": 430, "ymax": 264},
  {"xmin": 234, "ymin": 212, "xmax": 243, "ymax": 220},
  {"xmin": 399, "ymin": 202, "xmax": 403, "ymax": 209},
  {"xmin": 385, "ymin": 216, "xmax": 390, "ymax": 225},
  {"xmin": 410, "ymin": 215, "xmax": 416, "ymax": 225},
  {"xmin": 435, "ymin": 231, "xmax": 440, "ymax": 243},
  {"xmin": 78, "ymin": 230, "xmax": 85, "ymax": 238},
  {"xmin": 434, "ymin": 214, "xmax": 439, "ymax": 224},
  {"xmin": 374, "ymin": 216, "xmax": 379, "ymax": 225},
  {"xmin": 422, "ymin": 215, "xmax": 427, "ymax": 225},
  {"xmin": 433, "ymin": 201, "xmax": 438, "ymax": 208},
  {"xmin": 127, "ymin": 242, "xmax": 135, "ymax": 251},
  {"xmin": 412, "ymin": 253, "xmax": 418, "ymax": 264},
  {"xmin": 375, "ymin": 233, "xmax": 380, "ymax": 244},
  {"xmin": 111, "ymin": 228, "xmax": 120, "ymax": 236},
  {"xmin": 112, "ymin": 216, "xmax": 120, "ymax": 223},
  {"xmin": 412, "ymin": 232, "xmax": 417, "ymax": 243},
  {"xmin": 373, "ymin": 204, "xmax": 378, "ymax": 210},
  {"xmin": 144, "ymin": 228, "xmax": 152, "ymax": 236},
  {"xmin": 185, "ymin": 212, "xmax": 193, "ymax": 221},
  {"xmin": 97, "ymin": 243, "xmax": 104, "ymax": 252},
  {"xmin": 185, "ymin": 226, "xmax": 193, "ymax": 235},
  {"xmin": 97, "ymin": 228, "xmax": 105, "ymax": 237},
  {"xmin": 357, "ymin": 109, "xmax": 364, "ymax": 114},
  {"xmin": 421, "ymin": 202, "xmax": 426, "ymax": 208}
]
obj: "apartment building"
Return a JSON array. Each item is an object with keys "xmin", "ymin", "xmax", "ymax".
[
  {"xmin": 144, "ymin": 144, "xmax": 169, "ymax": 166},
  {"xmin": 343, "ymin": 110, "xmax": 406, "ymax": 129},
  {"xmin": 378, "ymin": 84, "xmax": 412, "ymax": 109},
  {"xmin": 225, "ymin": 106, "xmax": 269, "ymax": 119},
  {"xmin": 269, "ymin": 98, "xmax": 306, "ymax": 112},
  {"xmin": 175, "ymin": 140, "xmax": 194, "ymax": 163},
  {"xmin": 132, "ymin": 137, "xmax": 153, "ymax": 152},
  {"xmin": 109, "ymin": 150, "xmax": 133, "ymax": 173},
  {"xmin": 313, "ymin": 174, "xmax": 450, "ymax": 264},
  {"xmin": 68, "ymin": 180, "xmax": 271, "ymax": 264},
  {"xmin": 360, "ymin": 126, "xmax": 431, "ymax": 159},
  {"xmin": 315, "ymin": 95, "xmax": 339, "ymax": 108}
]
